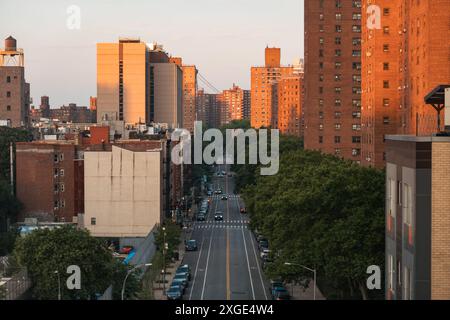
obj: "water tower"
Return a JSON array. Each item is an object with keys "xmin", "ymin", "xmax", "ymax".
[{"xmin": 0, "ymin": 36, "xmax": 24, "ymax": 67}]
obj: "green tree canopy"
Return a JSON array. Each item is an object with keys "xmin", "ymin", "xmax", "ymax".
[{"xmin": 14, "ymin": 225, "xmax": 138, "ymax": 300}]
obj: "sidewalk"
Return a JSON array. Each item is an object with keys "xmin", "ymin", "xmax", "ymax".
[
  {"xmin": 285, "ymin": 281, "xmax": 325, "ymax": 300},
  {"xmin": 152, "ymin": 222, "xmax": 191, "ymax": 300}
]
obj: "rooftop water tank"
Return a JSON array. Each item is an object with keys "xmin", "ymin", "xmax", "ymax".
[{"xmin": 5, "ymin": 36, "xmax": 17, "ymax": 51}]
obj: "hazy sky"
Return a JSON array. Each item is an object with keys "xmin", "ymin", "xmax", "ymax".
[{"xmin": 0, "ymin": 0, "xmax": 304, "ymax": 107}]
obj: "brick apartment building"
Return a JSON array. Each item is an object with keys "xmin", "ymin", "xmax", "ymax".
[
  {"xmin": 277, "ymin": 74, "xmax": 303, "ymax": 137},
  {"xmin": 304, "ymin": 0, "xmax": 362, "ymax": 162},
  {"xmin": 221, "ymin": 84, "xmax": 249, "ymax": 123},
  {"xmin": 0, "ymin": 36, "xmax": 30, "ymax": 128},
  {"xmin": 361, "ymin": 0, "xmax": 450, "ymax": 168},
  {"xmin": 16, "ymin": 141, "xmax": 84, "ymax": 223},
  {"xmin": 251, "ymin": 47, "xmax": 294, "ymax": 129},
  {"xmin": 170, "ymin": 57, "xmax": 198, "ymax": 133}
]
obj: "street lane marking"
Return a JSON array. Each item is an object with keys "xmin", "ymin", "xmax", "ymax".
[
  {"xmin": 235, "ymin": 195, "xmax": 266, "ymax": 300},
  {"xmin": 200, "ymin": 180, "xmax": 220, "ymax": 300},
  {"xmin": 225, "ymin": 169, "xmax": 231, "ymax": 300},
  {"xmin": 189, "ymin": 237, "xmax": 206, "ymax": 300}
]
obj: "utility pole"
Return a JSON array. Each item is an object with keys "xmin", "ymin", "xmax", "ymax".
[{"xmin": 10, "ymin": 142, "xmax": 14, "ymax": 195}]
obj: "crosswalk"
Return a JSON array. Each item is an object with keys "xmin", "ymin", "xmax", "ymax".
[
  {"xmin": 193, "ymin": 220, "xmax": 250, "ymax": 230},
  {"xmin": 209, "ymin": 194, "xmax": 240, "ymax": 199}
]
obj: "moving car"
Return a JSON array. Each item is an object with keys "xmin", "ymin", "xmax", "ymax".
[
  {"xmin": 197, "ymin": 214, "xmax": 206, "ymax": 221},
  {"xmin": 221, "ymin": 195, "xmax": 228, "ymax": 200},
  {"xmin": 166, "ymin": 285, "xmax": 183, "ymax": 300},
  {"xmin": 207, "ymin": 190, "xmax": 213, "ymax": 196},
  {"xmin": 185, "ymin": 239, "xmax": 198, "ymax": 252},
  {"xmin": 215, "ymin": 189, "xmax": 222, "ymax": 195},
  {"xmin": 214, "ymin": 212, "xmax": 224, "ymax": 221}
]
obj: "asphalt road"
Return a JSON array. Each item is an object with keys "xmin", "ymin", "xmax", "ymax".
[{"xmin": 182, "ymin": 165, "xmax": 269, "ymax": 301}]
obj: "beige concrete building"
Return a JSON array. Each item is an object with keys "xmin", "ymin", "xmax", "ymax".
[
  {"xmin": 97, "ymin": 38, "xmax": 150, "ymax": 126},
  {"xmin": 84, "ymin": 143, "xmax": 164, "ymax": 238},
  {"xmin": 151, "ymin": 62, "xmax": 183, "ymax": 129}
]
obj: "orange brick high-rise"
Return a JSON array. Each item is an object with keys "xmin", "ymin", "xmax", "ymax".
[
  {"xmin": 361, "ymin": 0, "xmax": 450, "ymax": 168},
  {"xmin": 170, "ymin": 57, "xmax": 198, "ymax": 133},
  {"xmin": 251, "ymin": 47, "xmax": 294, "ymax": 129},
  {"xmin": 304, "ymin": 0, "xmax": 362, "ymax": 162},
  {"xmin": 277, "ymin": 74, "xmax": 303, "ymax": 137}
]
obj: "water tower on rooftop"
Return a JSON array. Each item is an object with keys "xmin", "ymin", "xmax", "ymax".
[{"xmin": 0, "ymin": 36, "xmax": 24, "ymax": 67}]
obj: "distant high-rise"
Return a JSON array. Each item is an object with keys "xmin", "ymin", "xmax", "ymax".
[
  {"xmin": 0, "ymin": 36, "xmax": 30, "ymax": 127},
  {"xmin": 40, "ymin": 96, "xmax": 50, "ymax": 118},
  {"xmin": 304, "ymin": 0, "xmax": 362, "ymax": 162},
  {"xmin": 243, "ymin": 90, "xmax": 251, "ymax": 121},
  {"xmin": 251, "ymin": 47, "xmax": 294, "ymax": 128},
  {"xmin": 97, "ymin": 38, "xmax": 151, "ymax": 126},
  {"xmin": 222, "ymin": 84, "xmax": 247, "ymax": 124},
  {"xmin": 170, "ymin": 57, "xmax": 197, "ymax": 132}
]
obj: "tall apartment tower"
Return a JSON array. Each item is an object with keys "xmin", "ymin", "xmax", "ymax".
[
  {"xmin": 304, "ymin": 0, "xmax": 362, "ymax": 162},
  {"xmin": 361, "ymin": 0, "xmax": 450, "ymax": 168},
  {"xmin": 170, "ymin": 57, "xmax": 197, "ymax": 132},
  {"xmin": 277, "ymin": 74, "xmax": 303, "ymax": 137},
  {"xmin": 243, "ymin": 90, "xmax": 251, "ymax": 121},
  {"xmin": 251, "ymin": 47, "xmax": 294, "ymax": 128},
  {"xmin": 0, "ymin": 36, "xmax": 30, "ymax": 127},
  {"xmin": 97, "ymin": 38, "xmax": 151, "ymax": 126},
  {"xmin": 222, "ymin": 84, "xmax": 246, "ymax": 123}
]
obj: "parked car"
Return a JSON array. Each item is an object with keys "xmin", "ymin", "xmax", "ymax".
[
  {"xmin": 171, "ymin": 278, "xmax": 186, "ymax": 291},
  {"xmin": 258, "ymin": 239, "xmax": 269, "ymax": 250},
  {"xmin": 214, "ymin": 212, "xmax": 224, "ymax": 221},
  {"xmin": 185, "ymin": 239, "xmax": 198, "ymax": 252},
  {"xmin": 272, "ymin": 287, "xmax": 290, "ymax": 300},
  {"xmin": 173, "ymin": 274, "xmax": 189, "ymax": 288},
  {"xmin": 176, "ymin": 264, "xmax": 191, "ymax": 277},
  {"xmin": 240, "ymin": 207, "xmax": 247, "ymax": 214},
  {"xmin": 166, "ymin": 285, "xmax": 183, "ymax": 300},
  {"xmin": 119, "ymin": 246, "xmax": 134, "ymax": 254},
  {"xmin": 260, "ymin": 248, "xmax": 271, "ymax": 260},
  {"xmin": 207, "ymin": 190, "xmax": 213, "ymax": 196}
]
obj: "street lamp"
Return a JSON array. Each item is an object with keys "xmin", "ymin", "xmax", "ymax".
[
  {"xmin": 162, "ymin": 227, "xmax": 167, "ymax": 296},
  {"xmin": 284, "ymin": 262, "xmax": 317, "ymax": 300},
  {"xmin": 121, "ymin": 263, "xmax": 152, "ymax": 300},
  {"xmin": 54, "ymin": 270, "xmax": 61, "ymax": 301}
]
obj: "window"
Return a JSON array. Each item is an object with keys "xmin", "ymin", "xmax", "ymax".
[
  {"xmin": 383, "ymin": 98, "xmax": 390, "ymax": 106},
  {"xmin": 383, "ymin": 44, "xmax": 390, "ymax": 52},
  {"xmin": 388, "ymin": 255, "xmax": 394, "ymax": 291},
  {"xmin": 383, "ymin": 81, "xmax": 390, "ymax": 88},
  {"xmin": 334, "ymin": 136, "xmax": 341, "ymax": 143},
  {"xmin": 91, "ymin": 217, "xmax": 96, "ymax": 225},
  {"xmin": 6, "ymin": 105, "xmax": 11, "ymax": 111},
  {"xmin": 54, "ymin": 168, "xmax": 58, "ymax": 177},
  {"xmin": 352, "ymin": 148, "xmax": 360, "ymax": 156},
  {"xmin": 353, "ymin": 62, "xmax": 361, "ymax": 70},
  {"xmin": 335, "ymin": 37, "xmax": 341, "ymax": 45},
  {"xmin": 54, "ymin": 201, "xmax": 59, "ymax": 210},
  {"xmin": 335, "ymin": 148, "xmax": 341, "ymax": 155},
  {"xmin": 54, "ymin": 154, "xmax": 59, "ymax": 163},
  {"xmin": 59, "ymin": 154, "xmax": 64, "ymax": 161},
  {"xmin": 335, "ymin": 123, "xmax": 341, "ymax": 130},
  {"xmin": 335, "ymin": 99, "xmax": 342, "ymax": 107},
  {"xmin": 383, "ymin": 8, "xmax": 390, "ymax": 16},
  {"xmin": 383, "ymin": 62, "xmax": 390, "ymax": 70},
  {"xmin": 6, "ymin": 91, "xmax": 11, "ymax": 98},
  {"xmin": 319, "ymin": 136, "xmax": 323, "ymax": 144},
  {"xmin": 335, "ymin": 111, "xmax": 341, "ymax": 118},
  {"xmin": 403, "ymin": 183, "xmax": 412, "ymax": 226},
  {"xmin": 352, "ymin": 38, "xmax": 361, "ymax": 46},
  {"xmin": 336, "ymin": 13, "xmax": 342, "ymax": 20},
  {"xmin": 335, "ymin": 74, "xmax": 342, "ymax": 81},
  {"xmin": 383, "ymin": 26, "xmax": 390, "ymax": 34},
  {"xmin": 319, "ymin": 124, "xmax": 324, "ymax": 130},
  {"xmin": 352, "ymin": 124, "xmax": 361, "ymax": 131},
  {"xmin": 335, "ymin": 25, "xmax": 342, "ymax": 33},
  {"xmin": 54, "ymin": 184, "xmax": 59, "ymax": 192},
  {"xmin": 352, "ymin": 111, "xmax": 361, "ymax": 118},
  {"xmin": 60, "ymin": 169, "xmax": 65, "ymax": 177},
  {"xmin": 353, "ymin": 99, "xmax": 361, "ymax": 108},
  {"xmin": 335, "ymin": 49, "xmax": 342, "ymax": 57},
  {"xmin": 335, "ymin": 87, "xmax": 342, "ymax": 94},
  {"xmin": 60, "ymin": 183, "xmax": 65, "ymax": 193},
  {"xmin": 403, "ymin": 267, "xmax": 411, "ymax": 300},
  {"xmin": 335, "ymin": 62, "xmax": 342, "ymax": 69},
  {"xmin": 352, "ymin": 50, "xmax": 361, "ymax": 57},
  {"xmin": 352, "ymin": 136, "xmax": 361, "ymax": 143},
  {"xmin": 352, "ymin": 25, "xmax": 361, "ymax": 33},
  {"xmin": 384, "ymin": 117, "xmax": 390, "ymax": 124},
  {"xmin": 6, "ymin": 76, "xmax": 11, "ymax": 83}
]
